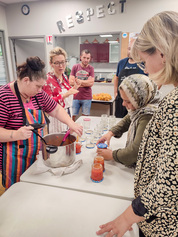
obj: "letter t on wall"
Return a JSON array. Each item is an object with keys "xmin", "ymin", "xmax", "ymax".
[{"xmin": 119, "ymin": 0, "xmax": 126, "ymax": 13}]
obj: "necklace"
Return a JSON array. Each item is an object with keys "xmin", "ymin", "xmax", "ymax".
[
  {"xmin": 20, "ymin": 92, "xmax": 30, "ymax": 103},
  {"xmin": 16, "ymin": 80, "xmax": 30, "ymax": 103}
]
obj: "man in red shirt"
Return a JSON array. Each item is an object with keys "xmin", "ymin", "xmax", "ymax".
[{"xmin": 69, "ymin": 49, "xmax": 95, "ymax": 121}]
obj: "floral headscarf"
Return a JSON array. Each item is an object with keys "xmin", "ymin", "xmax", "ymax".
[{"xmin": 119, "ymin": 74, "xmax": 161, "ymax": 147}]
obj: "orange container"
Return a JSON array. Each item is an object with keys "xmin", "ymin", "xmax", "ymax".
[
  {"xmin": 91, "ymin": 163, "xmax": 103, "ymax": 182},
  {"xmin": 94, "ymin": 155, "xmax": 105, "ymax": 171}
]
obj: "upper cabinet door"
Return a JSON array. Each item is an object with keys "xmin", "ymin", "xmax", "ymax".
[
  {"xmin": 109, "ymin": 43, "xmax": 120, "ymax": 63},
  {"xmin": 80, "ymin": 44, "xmax": 98, "ymax": 62},
  {"xmin": 98, "ymin": 44, "xmax": 109, "ymax": 63},
  {"xmin": 80, "ymin": 43, "xmax": 109, "ymax": 63}
]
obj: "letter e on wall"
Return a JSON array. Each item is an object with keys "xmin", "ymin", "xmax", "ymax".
[
  {"xmin": 96, "ymin": 5, "xmax": 105, "ymax": 18},
  {"xmin": 66, "ymin": 15, "xmax": 74, "ymax": 28}
]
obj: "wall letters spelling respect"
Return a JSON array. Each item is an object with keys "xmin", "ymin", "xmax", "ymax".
[{"xmin": 56, "ymin": 1, "xmax": 126, "ymax": 33}]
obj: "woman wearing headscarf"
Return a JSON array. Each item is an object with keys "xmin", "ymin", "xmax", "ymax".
[{"xmin": 97, "ymin": 74, "xmax": 160, "ymax": 167}]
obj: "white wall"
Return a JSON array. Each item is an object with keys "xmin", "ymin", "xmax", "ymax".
[
  {"xmin": 5, "ymin": 0, "xmax": 178, "ymax": 37},
  {"xmin": 14, "ymin": 38, "xmax": 46, "ymax": 64},
  {"xmin": 2, "ymin": 0, "xmax": 178, "ymax": 87}
]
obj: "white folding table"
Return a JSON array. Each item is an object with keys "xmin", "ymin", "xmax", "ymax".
[
  {"xmin": 0, "ymin": 182, "xmax": 138, "ymax": 237},
  {"xmin": 20, "ymin": 116, "xmax": 134, "ymax": 200}
]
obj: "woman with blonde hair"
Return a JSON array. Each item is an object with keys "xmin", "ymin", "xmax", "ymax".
[
  {"xmin": 43, "ymin": 47, "xmax": 79, "ymax": 133},
  {"xmin": 96, "ymin": 11, "xmax": 178, "ymax": 237}
]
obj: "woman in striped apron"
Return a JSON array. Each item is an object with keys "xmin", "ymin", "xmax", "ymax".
[{"xmin": 0, "ymin": 56, "xmax": 83, "ymax": 189}]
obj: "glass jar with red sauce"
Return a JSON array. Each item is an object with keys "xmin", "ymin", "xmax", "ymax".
[
  {"xmin": 94, "ymin": 155, "xmax": 105, "ymax": 171},
  {"xmin": 91, "ymin": 163, "xmax": 103, "ymax": 183},
  {"xmin": 76, "ymin": 142, "xmax": 82, "ymax": 154}
]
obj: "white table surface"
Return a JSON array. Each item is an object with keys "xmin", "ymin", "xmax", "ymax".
[
  {"xmin": 20, "ymin": 116, "xmax": 135, "ymax": 200},
  {"xmin": 0, "ymin": 182, "xmax": 138, "ymax": 237}
]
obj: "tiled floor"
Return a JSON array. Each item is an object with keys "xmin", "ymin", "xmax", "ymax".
[{"xmin": 0, "ymin": 173, "xmax": 5, "ymax": 196}]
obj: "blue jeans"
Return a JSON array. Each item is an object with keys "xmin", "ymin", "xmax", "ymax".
[{"xmin": 72, "ymin": 100, "xmax": 92, "ymax": 116}]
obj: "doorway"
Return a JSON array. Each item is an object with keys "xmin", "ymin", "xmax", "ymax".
[{"xmin": 9, "ymin": 36, "xmax": 46, "ymax": 78}]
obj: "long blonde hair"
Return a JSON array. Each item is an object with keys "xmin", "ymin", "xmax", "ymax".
[{"xmin": 132, "ymin": 11, "xmax": 178, "ymax": 85}]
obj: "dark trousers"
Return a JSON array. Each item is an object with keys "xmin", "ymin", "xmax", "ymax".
[
  {"xmin": 115, "ymin": 96, "xmax": 128, "ymax": 118},
  {"xmin": 139, "ymin": 229, "xmax": 145, "ymax": 237}
]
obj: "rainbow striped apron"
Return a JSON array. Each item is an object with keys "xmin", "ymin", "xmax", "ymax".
[{"xmin": 2, "ymin": 81, "xmax": 48, "ymax": 188}]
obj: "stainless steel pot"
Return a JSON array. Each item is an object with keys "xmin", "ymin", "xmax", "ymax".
[{"xmin": 42, "ymin": 133, "xmax": 76, "ymax": 168}]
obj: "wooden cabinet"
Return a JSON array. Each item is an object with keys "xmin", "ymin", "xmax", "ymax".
[
  {"xmin": 80, "ymin": 44, "xmax": 97, "ymax": 62},
  {"xmin": 80, "ymin": 43, "xmax": 109, "ymax": 63},
  {"xmin": 98, "ymin": 44, "xmax": 109, "ymax": 62}
]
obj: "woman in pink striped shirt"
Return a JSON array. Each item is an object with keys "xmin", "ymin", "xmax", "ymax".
[{"xmin": 0, "ymin": 56, "xmax": 83, "ymax": 188}]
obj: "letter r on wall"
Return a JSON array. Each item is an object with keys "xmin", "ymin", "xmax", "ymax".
[{"xmin": 57, "ymin": 21, "xmax": 65, "ymax": 33}]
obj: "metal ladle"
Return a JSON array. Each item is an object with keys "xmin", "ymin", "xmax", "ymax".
[
  {"xmin": 29, "ymin": 123, "xmax": 46, "ymax": 130},
  {"xmin": 32, "ymin": 129, "xmax": 58, "ymax": 154}
]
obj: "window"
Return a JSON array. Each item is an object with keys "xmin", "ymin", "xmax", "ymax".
[{"xmin": 0, "ymin": 31, "xmax": 9, "ymax": 85}]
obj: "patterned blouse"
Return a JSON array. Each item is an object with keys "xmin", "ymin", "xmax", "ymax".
[
  {"xmin": 133, "ymin": 87, "xmax": 178, "ymax": 236},
  {"xmin": 43, "ymin": 72, "xmax": 71, "ymax": 108}
]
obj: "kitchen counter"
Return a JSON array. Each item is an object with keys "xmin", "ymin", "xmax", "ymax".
[{"xmin": 92, "ymin": 96, "xmax": 115, "ymax": 115}]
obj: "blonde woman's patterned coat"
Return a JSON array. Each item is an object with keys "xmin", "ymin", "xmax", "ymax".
[{"xmin": 134, "ymin": 87, "xmax": 178, "ymax": 237}]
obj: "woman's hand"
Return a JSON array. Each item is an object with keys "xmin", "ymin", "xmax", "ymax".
[
  {"xmin": 73, "ymin": 79, "xmax": 81, "ymax": 89},
  {"xmin": 15, "ymin": 126, "xmax": 34, "ymax": 140},
  {"xmin": 97, "ymin": 148, "xmax": 113, "ymax": 160},
  {"xmin": 96, "ymin": 205, "xmax": 144, "ymax": 237},
  {"xmin": 69, "ymin": 122, "xmax": 83, "ymax": 137},
  {"xmin": 68, "ymin": 87, "xmax": 79, "ymax": 95},
  {"xmin": 49, "ymin": 104, "xmax": 83, "ymax": 136},
  {"xmin": 96, "ymin": 131, "xmax": 113, "ymax": 146},
  {"xmin": 63, "ymin": 88, "xmax": 79, "ymax": 99}
]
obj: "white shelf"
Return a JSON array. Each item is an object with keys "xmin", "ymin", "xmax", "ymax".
[
  {"xmin": 94, "ymin": 82, "xmax": 113, "ymax": 86},
  {"xmin": 94, "ymin": 69, "xmax": 116, "ymax": 73}
]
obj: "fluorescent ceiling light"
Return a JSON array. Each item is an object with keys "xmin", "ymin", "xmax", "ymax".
[
  {"xmin": 108, "ymin": 41, "xmax": 118, "ymax": 43},
  {"xmin": 100, "ymin": 34, "xmax": 113, "ymax": 37}
]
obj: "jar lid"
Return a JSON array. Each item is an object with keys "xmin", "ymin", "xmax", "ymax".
[
  {"xmin": 86, "ymin": 144, "xmax": 95, "ymax": 149},
  {"xmin": 97, "ymin": 143, "xmax": 108, "ymax": 149},
  {"xmin": 85, "ymin": 129, "xmax": 93, "ymax": 134},
  {"xmin": 83, "ymin": 118, "xmax": 91, "ymax": 121}
]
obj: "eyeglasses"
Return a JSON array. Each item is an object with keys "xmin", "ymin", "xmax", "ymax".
[
  {"xmin": 137, "ymin": 52, "xmax": 153, "ymax": 71},
  {"xmin": 137, "ymin": 62, "xmax": 146, "ymax": 71},
  {"xmin": 53, "ymin": 61, "xmax": 67, "ymax": 66}
]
